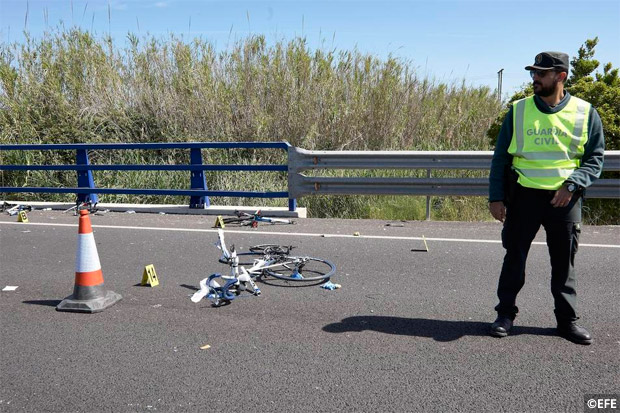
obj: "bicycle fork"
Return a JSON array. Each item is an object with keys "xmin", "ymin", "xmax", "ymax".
[{"xmin": 232, "ymin": 262, "xmax": 261, "ymax": 296}]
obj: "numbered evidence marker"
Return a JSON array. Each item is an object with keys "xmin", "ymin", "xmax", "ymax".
[
  {"xmin": 17, "ymin": 211, "xmax": 29, "ymax": 223},
  {"xmin": 141, "ymin": 265, "xmax": 160, "ymax": 287},
  {"xmin": 213, "ymin": 215, "xmax": 225, "ymax": 228}
]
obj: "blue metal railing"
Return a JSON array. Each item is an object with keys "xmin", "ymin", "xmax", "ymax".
[{"xmin": 0, "ymin": 142, "xmax": 297, "ymax": 211}]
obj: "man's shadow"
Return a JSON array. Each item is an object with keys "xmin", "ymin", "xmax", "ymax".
[{"xmin": 323, "ymin": 316, "xmax": 556, "ymax": 342}]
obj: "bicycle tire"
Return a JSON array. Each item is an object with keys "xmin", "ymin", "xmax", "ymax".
[{"xmin": 264, "ymin": 256, "xmax": 335, "ymax": 282}]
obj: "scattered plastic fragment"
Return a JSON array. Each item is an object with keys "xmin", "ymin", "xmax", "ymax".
[
  {"xmin": 353, "ymin": 232, "xmax": 360, "ymax": 236},
  {"xmin": 320, "ymin": 281, "xmax": 341, "ymax": 290},
  {"xmin": 200, "ymin": 344, "xmax": 211, "ymax": 350},
  {"xmin": 126, "ymin": 210, "xmax": 136, "ymax": 214},
  {"xmin": 290, "ymin": 272, "xmax": 304, "ymax": 280},
  {"xmin": 191, "ymin": 277, "xmax": 215, "ymax": 303},
  {"xmin": 42, "ymin": 208, "xmax": 52, "ymax": 211},
  {"xmin": 2, "ymin": 286, "xmax": 18, "ymax": 291}
]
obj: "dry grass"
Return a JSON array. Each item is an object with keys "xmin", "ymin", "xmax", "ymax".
[{"xmin": 7, "ymin": 27, "xmax": 589, "ymax": 221}]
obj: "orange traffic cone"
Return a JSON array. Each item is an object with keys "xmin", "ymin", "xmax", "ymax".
[{"xmin": 57, "ymin": 210, "xmax": 122, "ymax": 313}]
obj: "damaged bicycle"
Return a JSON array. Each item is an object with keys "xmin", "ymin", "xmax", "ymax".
[{"xmin": 191, "ymin": 230, "xmax": 336, "ymax": 307}]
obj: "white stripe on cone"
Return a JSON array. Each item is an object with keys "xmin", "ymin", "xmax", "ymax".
[{"xmin": 75, "ymin": 232, "xmax": 102, "ymax": 273}]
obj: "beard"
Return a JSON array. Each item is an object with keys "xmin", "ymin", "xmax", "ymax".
[{"xmin": 533, "ymin": 80, "xmax": 559, "ymax": 97}]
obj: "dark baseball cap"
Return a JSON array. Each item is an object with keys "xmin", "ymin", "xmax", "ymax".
[{"xmin": 525, "ymin": 51, "xmax": 569, "ymax": 72}]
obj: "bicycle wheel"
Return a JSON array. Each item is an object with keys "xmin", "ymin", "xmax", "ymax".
[{"xmin": 264, "ymin": 256, "xmax": 335, "ymax": 282}]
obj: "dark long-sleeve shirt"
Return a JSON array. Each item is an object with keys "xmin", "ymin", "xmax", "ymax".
[{"xmin": 489, "ymin": 92, "xmax": 605, "ymax": 202}]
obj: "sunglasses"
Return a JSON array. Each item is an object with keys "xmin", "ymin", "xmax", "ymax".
[{"xmin": 529, "ymin": 69, "xmax": 555, "ymax": 79}]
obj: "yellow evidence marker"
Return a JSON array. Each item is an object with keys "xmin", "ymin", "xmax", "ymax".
[
  {"xmin": 17, "ymin": 211, "xmax": 29, "ymax": 223},
  {"xmin": 141, "ymin": 264, "xmax": 160, "ymax": 287},
  {"xmin": 213, "ymin": 215, "xmax": 226, "ymax": 228}
]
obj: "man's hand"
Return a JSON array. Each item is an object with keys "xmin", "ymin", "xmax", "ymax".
[
  {"xmin": 489, "ymin": 201, "xmax": 506, "ymax": 222},
  {"xmin": 550, "ymin": 185, "xmax": 573, "ymax": 208}
]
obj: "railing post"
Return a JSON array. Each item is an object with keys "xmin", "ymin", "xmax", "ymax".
[
  {"xmin": 189, "ymin": 148, "xmax": 209, "ymax": 208},
  {"xmin": 286, "ymin": 144, "xmax": 298, "ymax": 211},
  {"xmin": 75, "ymin": 149, "xmax": 98, "ymax": 205},
  {"xmin": 288, "ymin": 198, "xmax": 297, "ymax": 212},
  {"xmin": 425, "ymin": 169, "xmax": 431, "ymax": 221}
]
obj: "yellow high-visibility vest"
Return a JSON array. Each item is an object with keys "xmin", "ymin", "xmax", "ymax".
[{"xmin": 508, "ymin": 95, "xmax": 590, "ymax": 190}]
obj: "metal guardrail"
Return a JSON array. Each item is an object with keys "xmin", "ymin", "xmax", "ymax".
[
  {"xmin": 287, "ymin": 147, "xmax": 620, "ymax": 199},
  {"xmin": 2, "ymin": 144, "xmax": 619, "ymax": 215},
  {"xmin": 0, "ymin": 142, "xmax": 296, "ymax": 210}
]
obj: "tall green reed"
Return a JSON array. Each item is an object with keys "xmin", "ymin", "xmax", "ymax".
[{"xmin": 0, "ymin": 27, "xmax": 523, "ymax": 221}]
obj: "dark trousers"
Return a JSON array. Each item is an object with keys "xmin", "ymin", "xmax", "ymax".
[{"xmin": 495, "ymin": 184, "xmax": 582, "ymax": 324}]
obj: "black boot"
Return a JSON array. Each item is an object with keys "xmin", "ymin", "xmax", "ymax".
[
  {"xmin": 490, "ymin": 316, "xmax": 513, "ymax": 337},
  {"xmin": 557, "ymin": 322, "xmax": 592, "ymax": 345}
]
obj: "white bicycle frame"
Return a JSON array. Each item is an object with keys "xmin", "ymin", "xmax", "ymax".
[
  {"xmin": 216, "ymin": 229, "xmax": 306, "ymax": 277},
  {"xmin": 191, "ymin": 230, "xmax": 264, "ymax": 303},
  {"xmin": 191, "ymin": 230, "xmax": 308, "ymax": 304}
]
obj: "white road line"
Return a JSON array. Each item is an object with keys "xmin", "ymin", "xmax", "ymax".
[{"xmin": 1, "ymin": 221, "xmax": 619, "ymax": 248}]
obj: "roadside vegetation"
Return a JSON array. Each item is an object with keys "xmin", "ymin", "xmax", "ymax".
[{"xmin": 0, "ymin": 29, "xmax": 617, "ymax": 223}]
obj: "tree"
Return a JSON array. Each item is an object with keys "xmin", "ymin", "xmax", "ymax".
[{"xmin": 487, "ymin": 37, "xmax": 620, "ymax": 150}]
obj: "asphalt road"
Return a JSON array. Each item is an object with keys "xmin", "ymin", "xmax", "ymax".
[{"xmin": 1, "ymin": 210, "xmax": 619, "ymax": 412}]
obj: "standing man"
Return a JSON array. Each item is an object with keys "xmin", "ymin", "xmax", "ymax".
[{"xmin": 488, "ymin": 52, "xmax": 605, "ymax": 345}]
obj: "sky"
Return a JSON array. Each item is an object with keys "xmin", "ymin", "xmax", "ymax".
[{"xmin": 1, "ymin": 0, "xmax": 619, "ymax": 98}]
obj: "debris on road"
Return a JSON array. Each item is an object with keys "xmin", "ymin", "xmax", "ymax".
[
  {"xmin": 411, "ymin": 235, "xmax": 429, "ymax": 252},
  {"xmin": 2, "ymin": 286, "xmax": 19, "ymax": 292},
  {"xmin": 2, "ymin": 202, "xmax": 32, "ymax": 216},
  {"xmin": 200, "ymin": 344, "xmax": 211, "ymax": 350},
  {"xmin": 320, "ymin": 281, "xmax": 341, "ymax": 290}
]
